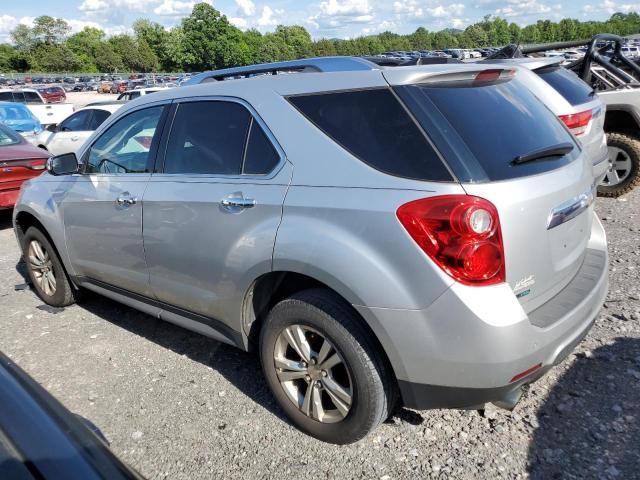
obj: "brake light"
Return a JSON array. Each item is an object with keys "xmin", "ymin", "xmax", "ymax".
[
  {"xmin": 28, "ymin": 159, "xmax": 46, "ymax": 170},
  {"xmin": 559, "ymin": 109, "xmax": 592, "ymax": 136},
  {"xmin": 397, "ymin": 195, "xmax": 505, "ymax": 286}
]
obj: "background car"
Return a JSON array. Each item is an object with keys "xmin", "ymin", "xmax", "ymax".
[
  {"xmin": 0, "ymin": 101, "xmax": 43, "ymax": 144},
  {"xmin": 0, "ymin": 123, "xmax": 48, "ymax": 209},
  {"xmin": 117, "ymin": 87, "xmax": 167, "ymax": 102},
  {"xmin": 36, "ymin": 85, "xmax": 67, "ymax": 103},
  {"xmin": 111, "ymin": 81, "xmax": 128, "ymax": 94},
  {"xmin": 36, "ymin": 103, "xmax": 123, "ymax": 156}
]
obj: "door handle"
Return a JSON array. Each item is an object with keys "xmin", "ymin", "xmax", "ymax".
[
  {"xmin": 116, "ymin": 194, "xmax": 137, "ymax": 206},
  {"xmin": 220, "ymin": 197, "xmax": 256, "ymax": 209},
  {"xmin": 71, "ymin": 136, "xmax": 79, "ymax": 141}
]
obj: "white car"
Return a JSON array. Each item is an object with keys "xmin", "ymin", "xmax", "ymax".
[
  {"xmin": 117, "ymin": 87, "xmax": 167, "ymax": 102},
  {"xmin": 35, "ymin": 103, "xmax": 123, "ymax": 156}
]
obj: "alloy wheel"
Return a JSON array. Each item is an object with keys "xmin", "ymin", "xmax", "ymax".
[
  {"xmin": 603, "ymin": 146, "xmax": 633, "ymax": 186},
  {"xmin": 28, "ymin": 240, "xmax": 56, "ymax": 296},
  {"xmin": 273, "ymin": 325, "xmax": 353, "ymax": 423}
]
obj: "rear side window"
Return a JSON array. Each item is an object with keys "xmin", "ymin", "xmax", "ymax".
[
  {"xmin": 288, "ymin": 89, "xmax": 452, "ymax": 182},
  {"xmin": 396, "ymin": 78, "xmax": 579, "ymax": 182},
  {"xmin": 535, "ymin": 66, "xmax": 594, "ymax": 106},
  {"xmin": 23, "ymin": 91, "xmax": 41, "ymax": 103},
  {"xmin": 243, "ymin": 119, "xmax": 280, "ymax": 175},
  {"xmin": 164, "ymin": 101, "xmax": 251, "ymax": 175},
  {"xmin": 0, "ymin": 92, "xmax": 12, "ymax": 101}
]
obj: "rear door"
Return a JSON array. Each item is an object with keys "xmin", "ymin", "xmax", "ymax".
[
  {"xmin": 143, "ymin": 98, "xmax": 291, "ymax": 324},
  {"xmin": 391, "ymin": 69, "xmax": 594, "ymax": 312}
]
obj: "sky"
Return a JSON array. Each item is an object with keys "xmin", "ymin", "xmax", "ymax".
[{"xmin": 0, "ymin": 0, "xmax": 636, "ymax": 43}]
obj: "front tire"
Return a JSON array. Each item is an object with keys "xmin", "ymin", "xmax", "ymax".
[
  {"xmin": 260, "ymin": 289, "xmax": 396, "ymax": 444},
  {"xmin": 23, "ymin": 226, "xmax": 77, "ymax": 307},
  {"xmin": 598, "ymin": 132, "xmax": 640, "ymax": 197}
]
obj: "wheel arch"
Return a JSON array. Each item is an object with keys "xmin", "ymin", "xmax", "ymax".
[
  {"xmin": 604, "ymin": 107, "xmax": 640, "ymax": 136},
  {"xmin": 242, "ymin": 270, "xmax": 403, "ymax": 386}
]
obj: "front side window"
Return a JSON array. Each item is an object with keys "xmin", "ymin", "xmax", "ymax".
[
  {"xmin": 88, "ymin": 109, "xmax": 111, "ymax": 130},
  {"xmin": 84, "ymin": 106, "xmax": 164, "ymax": 174},
  {"xmin": 164, "ymin": 101, "xmax": 251, "ymax": 175}
]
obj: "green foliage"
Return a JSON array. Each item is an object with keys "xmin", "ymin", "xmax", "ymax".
[{"xmin": 3, "ymin": 8, "xmax": 640, "ymax": 73}]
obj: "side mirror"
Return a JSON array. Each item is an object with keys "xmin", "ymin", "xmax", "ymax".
[{"xmin": 46, "ymin": 153, "xmax": 79, "ymax": 176}]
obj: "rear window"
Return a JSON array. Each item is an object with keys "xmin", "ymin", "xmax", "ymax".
[
  {"xmin": 288, "ymin": 89, "xmax": 452, "ymax": 182},
  {"xmin": 395, "ymin": 78, "xmax": 579, "ymax": 182},
  {"xmin": 535, "ymin": 66, "xmax": 594, "ymax": 106}
]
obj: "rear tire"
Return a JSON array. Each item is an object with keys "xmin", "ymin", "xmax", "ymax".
[
  {"xmin": 23, "ymin": 226, "xmax": 77, "ymax": 307},
  {"xmin": 260, "ymin": 288, "xmax": 396, "ymax": 444},
  {"xmin": 598, "ymin": 132, "xmax": 640, "ymax": 197}
]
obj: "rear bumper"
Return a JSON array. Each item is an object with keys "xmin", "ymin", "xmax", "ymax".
[
  {"xmin": 356, "ymin": 214, "xmax": 608, "ymax": 410},
  {"xmin": 593, "ymin": 152, "xmax": 611, "ymax": 185}
]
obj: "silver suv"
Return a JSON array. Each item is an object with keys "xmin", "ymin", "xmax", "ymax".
[{"xmin": 13, "ymin": 58, "xmax": 608, "ymax": 444}]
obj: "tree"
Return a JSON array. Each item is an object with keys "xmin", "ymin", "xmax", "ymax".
[
  {"xmin": 134, "ymin": 19, "xmax": 174, "ymax": 70},
  {"xmin": 67, "ymin": 27, "xmax": 105, "ymax": 57},
  {"xmin": 273, "ymin": 25, "xmax": 312, "ymax": 58},
  {"xmin": 178, "ymin": 3, "xmax": 249, "ymax": 70},
  {"xmin": 32, "ymin": 16, "xmax": 70, "ymax": 44},
  {"xmin": 11, "ymin": 24, "xmax": 35, "ymax": 52},
  {"xmin": 94, "ymin": 42, "xmax": 123, "ymax": 73},
  {"xmin": 109, "ymin": 34, "xmax": 158, "ymax": 72}
]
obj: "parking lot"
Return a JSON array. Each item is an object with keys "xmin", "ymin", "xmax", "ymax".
[{"xmin": 0, "ymin": 187, "xmax": 638, "ymax": 479}]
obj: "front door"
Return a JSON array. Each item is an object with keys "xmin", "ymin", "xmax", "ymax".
[
  {"xmin": 62, "ymin": 104, "xmax": 167, "ymax": 296},
  {"xmin": 143, "ymin": 99, "xmax": 291, "ymax": 324}
]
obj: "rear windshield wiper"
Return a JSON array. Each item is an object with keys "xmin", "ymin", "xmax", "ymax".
[{"xmin": 512, "ymin": 142, "xmax": 574, "ymax": 166}]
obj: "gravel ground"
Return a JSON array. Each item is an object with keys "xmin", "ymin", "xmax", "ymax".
[
  {"xmin": 0, "ymin": 190, "xmax": 639, "ymax": 479},
  {"xmin": 65, "ymin": 91, "xmax": 119, "ymax": 108}
]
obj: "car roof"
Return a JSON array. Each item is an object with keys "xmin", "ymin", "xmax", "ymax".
[{"xmin": 77, "ymin": 103, "xmax": 123, "ymax": 114}]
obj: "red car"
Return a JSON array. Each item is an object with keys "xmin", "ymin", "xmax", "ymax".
[
  {"xmin": 110, "ymin": 81, "xmax": 128, "ymax": 94},
  {"xmin": 0, "ymin": 124, "xmax": 49, "ymax": 209},
  {"xmin": 36, "ymin": 86, "xmax": 67, "ymax": 103}
]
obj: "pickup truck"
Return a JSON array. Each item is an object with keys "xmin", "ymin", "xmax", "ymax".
[{"xmin": 0, "ymin": 89, "xmax": 74, "ymax": 127}]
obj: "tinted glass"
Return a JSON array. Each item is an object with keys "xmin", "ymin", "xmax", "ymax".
[
  {"xmin": 60, "ymin": 110, "xmax": 92, "ymax": 131},
  {"xmin": 0, "ymin": 92, "xmax": 12, "ymax": 101},
  {"xmin": 396, "ymin": 79, "xmax": 578, "ymax": 182},
  {"xmin": 130, "ymin": 91, "xmax": 140, "ymax": 99},
  {"xmin": 84, "ymin": 106, "xmax": 163, "ymax": 174},
  {"xmin": 535, "ymin": 66, "xmax": 594, "ymax": 106},
  {"xmin": 23, "ymin": 91, "xmax": 41, "ymax": 103},
  {"xmin": 289, "ymin": 89, "xmax": 452, "ymax": 181},
  {"xmin": 164, "ymin": 101, "xmax": 251, "ymax": 175},
  {"xmin": 243, "ymin": 120, "xmax": 279, "ymax": 174},
  {"xmin": 88, "ymin": 109, "xmax": 111, "ymax": 130},
  {"xmin": 12, "ymin": 92, "xmax": 25, "ymax": 103}
]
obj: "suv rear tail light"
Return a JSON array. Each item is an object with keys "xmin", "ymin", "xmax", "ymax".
[
  {"xmin": 397, "ymin": 195, "xmax": 505, "ymax": 286},
  {"xmin": 559, "ymin": 109, "xmax": 592, "ymax": 136}
]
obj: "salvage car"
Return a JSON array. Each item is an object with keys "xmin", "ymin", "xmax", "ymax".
[
  {"xmin": 13, "ymin": 58, "xmax": 608, "ymax": 444},
  {"xmin": 0, "ymin": 101, "xmax": 43, "ymax": 144},
  {"xmin": 0, "ymin": 88, "xmax": 74, "ymax": 128},
  {"xmin": 0, "ymin": 123, "xmax": 48, "ymax": 209}
]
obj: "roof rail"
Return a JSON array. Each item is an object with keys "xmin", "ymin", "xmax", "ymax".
[{"xmin": 181, "ymin": 56, "xmax": 380, "ymax": 86}]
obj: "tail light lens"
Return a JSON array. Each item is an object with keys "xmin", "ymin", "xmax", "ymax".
[
  {"xmin": 559, "ymin": 109, "xmax": 592, "ymax": 136},
  {"xmin": 397, "ymin": 195, "xmax": 505, "ymax": 286},
  {"xmin": 28, "ymin": 159, "xmax": 46, "ymax": 170}
]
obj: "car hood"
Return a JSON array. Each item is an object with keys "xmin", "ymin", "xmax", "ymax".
[{"xmin": 0, "ymin": 142, "xmax": 49, "ymax": 161}]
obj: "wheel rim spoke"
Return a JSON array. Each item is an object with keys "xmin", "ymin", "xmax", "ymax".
[
  {"xmin": 27, "ymin": 240, "xmax": 56, "ymax": 296},
  {"xmin": 316, "ymin": 339, "xmax": 332, "ymax": 365},
  {"xmin": 301, "ymin": 384, "xmax": 313, "ymax": 417},
  {"xmin": 311, "ymin": 385, "xmax": 325, "ymax": 421},
  {"xmin": 319, "ymin": 352, "xmax": 341, "ymax": 371},
  {"xmin": 322, "ymin": 376, "xmax": 352, "ymax": 408},
  {"xmin": 283, "ymin": 326, "xmax": 312, "ymax": 362}
]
